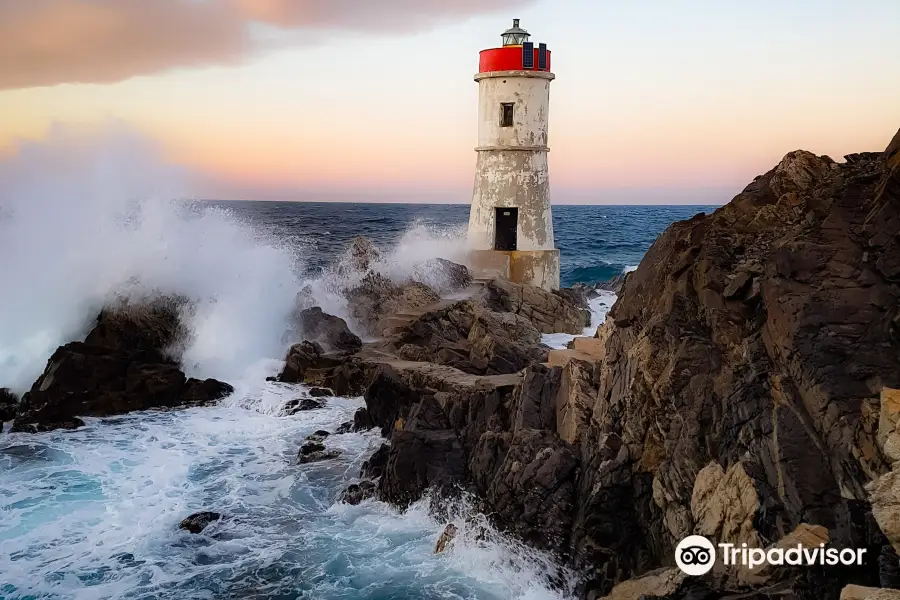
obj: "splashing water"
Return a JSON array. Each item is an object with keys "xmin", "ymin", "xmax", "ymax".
[
  {"xmin": 0, "ymin": 384, "xmax": 576, "ymax": 600},
  {"xmin": 0, "ymin": 128, "xmax": 580, "ymax": 599}
]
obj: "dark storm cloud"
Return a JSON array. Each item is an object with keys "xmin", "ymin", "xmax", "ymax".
[{"xmin": 0, "ymin": 0, "xmax": 535, "ymax": 90}]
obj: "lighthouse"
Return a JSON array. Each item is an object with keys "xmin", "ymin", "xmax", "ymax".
[{"xmin": 467, "ymin": 19, "xmax": 560, "ymax": 291}]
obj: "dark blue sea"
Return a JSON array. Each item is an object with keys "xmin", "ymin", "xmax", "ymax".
[{"xmin": 213, "ymin": 203, "xmax": 714, "ymax": 288}]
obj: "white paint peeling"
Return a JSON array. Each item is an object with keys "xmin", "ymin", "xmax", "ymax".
[{"xmin": 467, "ymin": 69, "xmax": 560, "ymax": 290}]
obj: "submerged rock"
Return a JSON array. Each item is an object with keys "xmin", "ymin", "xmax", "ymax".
[
  {"xmin": 308, "ymin": 387, "xmax": 333, "ymax": 398},
  {"xmin": 297, "ymin": 441, "xmax": 340, "ymax": 464},
  {"xmin": 306, "ymin": 430, "xmax": 331, "ymax": 443},
  {"xmin": 335, "ymin": 421, "xmax": 353, "ymax": 434},
  {"xmin": 283, "ymin": 397, "xmax": 326, "ymax": 415},
  {"xmin": 179, "ymin": 511, "xmax": 222, "ymax": 534}
]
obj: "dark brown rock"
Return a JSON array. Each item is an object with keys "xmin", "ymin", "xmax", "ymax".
[
  {"xmin": 278, "ymin": 341, "xmax": 324, "ymax": 383},
  {"xmin": 297, "ymin": 441, "xmax": 340, "ymax": 464},
  {"xmin": 283, "ymin": 397, "xmax": 326, "ymax": 415},
  {"xmin": 306, "ymin": 430, "xmax": 331, "ymax": 443},
  {"xmin": 361, "ymin": 443, "xmax": 390, "ymax": 479},
  {"xmin": 308, "ymin": 387, "xmax": 333, "ymax": 397},
  {"xmin": 10, "ymin": 340, "xmax": 231, "ymax": 433},
  {"xmin": 178, "ymin": 511, "xmax": 222, "ymax": 534},
  {"xmin": 291, "ymin": 307, "xmax": 361, "ymax": 353},
  {"xmin": 0, "ymin": 388, "xmax": 18, "ymax": 422},
  {"xmin": 340, "ymin": 479, "xmax": 377, "ymax": 505}
]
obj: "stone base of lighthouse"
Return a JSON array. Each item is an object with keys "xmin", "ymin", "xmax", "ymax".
[{"xmin": 468, "ymin": 249, "xmax": 560, "ymax": 291}]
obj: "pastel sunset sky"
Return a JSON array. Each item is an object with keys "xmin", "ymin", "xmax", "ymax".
[{"xmin": 1, "ymin": 0, "xmax": 898, "ymax": 204}]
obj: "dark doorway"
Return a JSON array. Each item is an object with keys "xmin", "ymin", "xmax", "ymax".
[
  {"xmin": 500, "ymin": 103, "xmax": 514, "ymax": 127},
  {"xmin": 494, "ymin": 207, "xmax": 518, "ymax": 251}
]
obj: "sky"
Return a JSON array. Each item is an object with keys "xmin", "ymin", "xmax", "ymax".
[{"xmin": 0, "ymin": 0, "xmax": 898, "ymax": 205}]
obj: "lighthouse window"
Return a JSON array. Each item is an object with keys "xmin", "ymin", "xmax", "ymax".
[{"xmin": 500, "ymin": 103, "xmax": 514, "ymax": 127}]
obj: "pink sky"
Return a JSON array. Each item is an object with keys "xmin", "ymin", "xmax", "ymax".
[{"xmin": 1, "ymin": 0, "xmax": 898, "ymax": 204}]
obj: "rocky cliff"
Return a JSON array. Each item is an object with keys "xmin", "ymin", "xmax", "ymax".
[{"xmin": 331, "ymin": 128, "xmax": 900, "ymax": 599}]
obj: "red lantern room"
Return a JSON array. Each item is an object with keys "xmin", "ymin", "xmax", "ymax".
[{"xmin": 478, "ymin": 19, "xmax": 552, "ymax": 74}]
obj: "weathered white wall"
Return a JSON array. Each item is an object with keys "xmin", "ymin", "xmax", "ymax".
[{"xmin": 467, "ymin": 70, "xmax": 558, "ymax": 277}]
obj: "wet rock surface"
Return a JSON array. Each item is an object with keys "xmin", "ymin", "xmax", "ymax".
[
  {"xmin": 10, "ymin": 300, "xmax": 233, "ymax": 433},
  {"xmin": 332, "ymin": 130, "xmax": 900, "ymax": 600},
  {"xmin": 297, "ymin": 441, "xmax": 340, "ymax": 464},
  {"xmin": 179, "ymin": 511, "xmax": 222, "ymax": 534}
]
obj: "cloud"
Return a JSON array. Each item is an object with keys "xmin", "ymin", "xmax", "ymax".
[{"xmin": 0, "ymin": 0, "xmax": 534, "ymax": 90}]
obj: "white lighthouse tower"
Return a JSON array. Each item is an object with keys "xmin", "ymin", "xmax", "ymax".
[{"xmin": 467, "ymin": 19, "xmax": 559, "ymax": 291}]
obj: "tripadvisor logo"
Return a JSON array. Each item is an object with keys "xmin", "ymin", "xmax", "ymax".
[{"xmin": 675, "ymin": 535, "xmax": 868, "ymax": 576}]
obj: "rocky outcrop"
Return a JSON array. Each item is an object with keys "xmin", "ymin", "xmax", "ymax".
[
  {"xmin": 481, "ymin": 279, "xmax": 586, "ymax": 335},
  {"xmin": 11, "ymin": 302, "xmax": 233, "ymax": 433},
  {"xmin": 346, "ymin": 272, "xmax": 441, "ymax": 335},
  {"xmin": 298, "ymin": 441, "xmax": 340, "ymax": 464},
  {"xmin": 344, "ymin": 129, "xmax": 900, "ymax": 600},
  {"xmin": 179, "ymin": 511, "xmax": 222, "ymax": 534},
  {"xmin": 291, "ymin": 307, "xmax": 361, "ymax": 352},
  {"xmin": 0, "ymin": 388, "xmax": 18, "ymax": 422},
  {"xmin": 393, "ymin": 299, "xmax": 546, "ymax": 375}
]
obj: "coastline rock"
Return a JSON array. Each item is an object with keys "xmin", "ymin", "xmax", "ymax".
[
  {"xmin": 283, "ymin": 397, "xmax": 326, "ymax": 415},
  {"xmin": 352, "ymin": 407, "xmax": 375, "ymax": 432},
  {"xmin": 361, "ymin": 442, "xmax": 390, "ymax": 479},
  {"xmin": 479, "ymin": 279, "xmax": 585, "ymax": 335},
  {"xmin": 411, "ymin": 258, "xmax": 473, "ymax": 294},
  {"xmin": 433, "ymin": 523, "xmax": 458, "ymax": 554},
  {"xmin": 306, "ymin": 430, "xmax": 331, "ymax": 443},
  {"xmin": 346, "ymin": 272, "xmax": 441, "ymax": 335},
  {"xmin": 346, "ymin": 129, "xmax": 900, "ymax": 600},
  {"xmin": 291, "ymin": 307, "xmax": 362, "ymax": 353},
  {"xmin": 308, "ymin": 387, "xmax": 333, "ymax": 397},
  {"xmin": 1, "ymin": 388, "xmax": 18, "ymax": 422},
  {"xmin": 179, "ymin": 511, "xmax": 222, "ymax": 534},
  {"xmin": 393, "ymin": 299, "xmax": 546, "ymax": 375},
  {"xmin": 279, "ymin": 341, "xmax": 325, "ymax": 383},
  {"xmin": 11, "ymin": 337, "xmax": 232, "ymax": 433},
  {"xmin": 335, "ymin": 421, "xmax": 353, "ymax": 434},
  {"xmin": 297, "ymin": 441, "xmax": 340, "ymax": 464},
  {"xmin": 340, "ymin": 480, "xmax": 377, "ymax": 505}
]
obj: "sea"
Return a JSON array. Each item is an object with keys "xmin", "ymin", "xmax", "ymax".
[{"xmin": 0, "ymin": 199, "xmax": 714, "ymax": 600}]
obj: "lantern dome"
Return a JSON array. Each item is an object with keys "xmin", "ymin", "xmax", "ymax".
[{"xmin": 501, "ymin": 19, "xmax": 530, "ymax": 46}]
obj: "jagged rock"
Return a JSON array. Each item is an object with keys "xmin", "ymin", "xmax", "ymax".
[
  {"xmin": 470, "ymin": 428, "xmax": 578, "ymax": 552},
  {"xmin": 291, "ymin": 307, "xmax": 361, "ymax": 353},
  {"xmin": 479, "ymin": 279, "xmax": 585, "ymax": 334},
  {"xmin": 1, "ymin": 388, "xmax": 19, "ymax": 422},
  {"xmin": 340, "ymin": 480, "xmax": 377, "ymax": 505},
  {"xmin": 595, "ymin": 568, "xmax": 685, "ymax": 600},
  {"xmin": 690, "ymin": 461, "xmax": 762, "ymax": 548},
  {"xmin": 306, "ymin": 430, "xmax": 331, "ymax": 443},
  {"xmin": 283, "ymin": 397, "xmax": 326, "ymax": 415},
  {"xmin": 411, "ymin": 258, "xmax": 472, "ymax": 294},
  {"xmin": 352, "ymin": 407, "xmax": 375, "ymax": 432},
  {"xmin": 11, "ymin": 328, "xmax": 232, "ymax": 434},
  {"xmin": 393, "ymin": 299, "xmax": 546, "ymax": 375},
  {"xmin": 338, "ymin": 236, "xmax": 382, "ymax": 275},
  {"xmin": 379, "ymin": 394, "xmax": 468, "ymax": 508},
  {"xmin": 297, "ymin": 441, "xmax": 340, "ymax": 464},
  {"xmin": 361, "ymin": 443, "xmax": 389, "ymax": 479},
  {"xmin": 179, "ymin": 511, "xmax": 222, "ymax": 534},
  {"xmin": 180, "ymin": 378, "xmax": 234, "ymax": 406},
  {"xmin": 841, "ymin": 585, "xmax": 900, "ymax": 600},
  {"xmin": 308, "ymin": 387, "xmax": 333, "ymax": 398},
  {"xmin": 335, "ymin": 421, "xmax": 353, "ymax": 434},
  {"xmin": 346, "ymin": 272, "xmax": 440, "ymax": 335},
  {"xmin": 83, "ymin": 297, "xmax": 188, "ymax": 363},
  {"xmin": 279, "ymin": 341, "xmax": 324, "ymax": 383}
]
